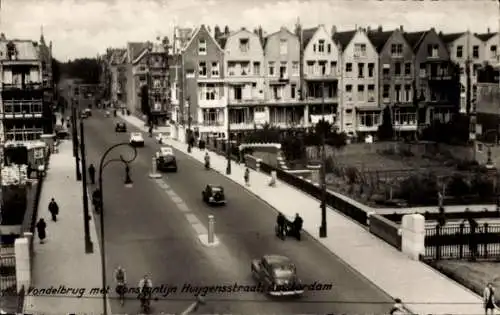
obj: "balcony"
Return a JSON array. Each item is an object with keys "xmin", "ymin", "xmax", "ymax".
[
  {"xmin": 304, "ymin": 72, "xmax": 340, "ymax": 81},
  {"xmin": 305, "ymin": 95, "xmax": 338, "ymax": 104},
  {"xmin": 356, "ymin": 124, "xmax": 379, "ymax": 132},
  {"xmin": 3, "ymin": 100, "xmax": 43, "ymax": 119},
  {"xmin": 393, "ymin": 121, "xmax": 417, "ymax": 131},
  {"xmin": 428, "ymin": 73, "xmax": 453, "ymax": 81},
  {"xmin": 229, "ymin": 122, "xmax": 255, "ymax": 130},
  {"xmin": 3, "ymin": 82, "xmax": 42, "ymax": 90},
  {"xmin": 227, "ymin": 98, "xmax": 264, "ymax": 106},
  {"xmin": 199, "ymin": 97, "xmax": 227, "ymax": 108}
]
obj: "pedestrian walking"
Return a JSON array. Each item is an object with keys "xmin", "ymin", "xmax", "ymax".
[
  {"xmin": 293, "ymin": 213, "xmax": 303, "ymax": 241},
  {"xmin": 48, "ymin": 198, "xmax": 59, "ymax": 221},
  {"xmin": 276, "ymin": 212, "xmax": 286, "ymax": 240},
  {"xmin": 88, "ymin": 164, "xmax": 96, "ymax": 185},
  {"xmin": 483, "ymin": 282, "xmax": 497, "ymax": 315},
  {"xmin": 244, "ymin": 167, "xmax": 250, "ymax": 186},
  {"xmin": 36, "ymin": 218, "xmax": 47, "ymax": 243},
  {"xmin": 60, "ymin": 117, "xmax": 64, "ymax": 125}
]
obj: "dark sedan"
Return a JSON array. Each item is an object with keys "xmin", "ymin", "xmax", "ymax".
[
  {"xmin": 251, "ymin": 255, "xmax": 304, "ymax": 296},
  {"xmin": 115, "ymin": 122, "xmax": 127, "ymax": 132},
  {"xmin": 202, "ymin": 185, "xmax": 226, "ymax": 205}
]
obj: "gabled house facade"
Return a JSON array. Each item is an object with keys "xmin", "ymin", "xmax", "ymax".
[
  {"xmin": 477, "ymin": 31, "xmax": 499, "ymax": 66},
  {"xmin": 441, "ymin": 31, "xmax": 483, "ymax": 114},
  {"xmin": 147, "ymin": 39, "xmax": 171, "ymax": 124},
  {"xmin": 182, "ymin": 24, "xmax": 226, "ymax": 137},
  {"xmin": 264, "ymin": 27, "xmax": 304, "ymax": 128},
  {"xmin": 124, "ymin": 42, "xmax": 148, "ymax": 115},
  {"xmin": 221, "ymin": 28, "xmax": 265, "ymax": 133},
  {"xmin": 301, "ymin": 25, "xmax": 341, "ymax": 128},
  {"xmin": 373, "ymin": 26, "xmax": 417, "ymax": 136},
  {"xmin": 405, "ymin": 28, "xmax": 460, "ymax": 127},
  {"xmin": 335, "ymin": 28, "xmax": 379, "ymax": 136},
  {"xmin": 107, "ymin": 48, "xmax": 127, "ymax": 107}
]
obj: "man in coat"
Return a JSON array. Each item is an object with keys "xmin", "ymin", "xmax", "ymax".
[
  {"xmin": 48, "ymin": 198, "xmax": 59, "ymax": 221},
  {"xmin": 484, "ymin": 282, "xmax": 497, "ymax": 314},
  {"xmin": 36, "ymin": 218, "xmax": 47, "ymax": 243},
  {"xmin": 276, "ymin": 213, "xmax": 286, "ymax": 240},
  {"xmin": 293, "ymin": 213, "xmax": 303, "ymax": 241}
]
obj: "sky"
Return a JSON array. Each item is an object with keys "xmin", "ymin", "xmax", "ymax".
[{"xmin": 1, "ymin": 0, "xmax": 498, "ymax": 61}]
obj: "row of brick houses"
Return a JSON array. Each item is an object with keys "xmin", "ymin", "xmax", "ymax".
[{"xmin": 103, "ymin": 24, "xmax": 499, "ymax": 140}]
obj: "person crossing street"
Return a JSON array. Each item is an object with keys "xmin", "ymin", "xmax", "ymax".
[{"xmin": 48, "ymin": 198, "xmax": 59, "ymax": 221}]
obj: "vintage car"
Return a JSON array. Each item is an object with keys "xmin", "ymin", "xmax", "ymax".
[
  {"xmin": 201, "ymin": 185, "xmax": 226, "ymax": 205},
  {"xmin": 155, "ymin": 133, "xmax": 168, "ymax": 144},
  {"xmin": 251, "ymin": 255, "xmax": 304, "ymax": 296},
  {"xmin": 129, "ymin": 132, "xmax": 144, "ymax": 147},
  {"xmin": 79, "ymin": 110, "xmax": 90, "ymax": 119},
  {"xmin": 156, "ymin": 146, "xmax": 177, "ymax": 172},
  {"xmin": 115, "ymin": 122, "xmax": 127, "ymax": 132}
]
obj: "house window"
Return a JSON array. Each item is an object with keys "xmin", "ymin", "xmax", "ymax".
[
  {"xmin": 367, "ymin": 85, "xmax": 375, "ymax": 101},
  {"xmin": 313, "ymin": 44, "xmax": 316, "ymax": 52},
  {"xmin": 327, "ymin": 43, "xmax": 331, "ymax": 53},
  {"xmin": 394, "ymin": 62, "xmax": 401, "ymax": 76},
  {"xmin": 273, "ymin": 86, "xmax": 283, "ymax": 99},
  {"xmin": 280, "ymin": 39, "xmax": 287, "ymax": 55},
  {"xmin": 199, "ymin": 83, "xmax": 217, "ymax": 100},
  {"xmin": 318, "ymin": 40, "xmax": 325, "ymax": 53},
  {"xmin": 291, "ymin": 84, "xmax": 296, "ymax": 99},
  {"xmin": 368, "ymin": 63, "xmax": 374, "ymax": 77},
  {"xmin": 419, "ymin": 63, "xmax": 426, "ymax": 77},
  {"xmin": 330, "ymin": 61, "xmax": 337, "ymax": 75},
  {"xmin": 211, "ymin": 62, "xmax": 219, "ymax": 77},
  {"xmin": 427, "ymin": 44, "xmax": 439, "ymax": 58},
  {"xmin": 280, "ymin": 62, "xmax": 287, "ymax": 78},
  {"xmin": 357, "ymin": 63, "xmax": 364, "ymax": 78},
  {"xmin": 354, "ymin": 43, "xmax": 366, "ymax": 57},
  {"xmin": 292, "ymin": 61, "xmax": 299, "ymax": 76},
  {"xmin": 404, "ymin": 62, "xmax": 411, "ymax": 75},
  {"xmin": 239, "ymin": 38, "xmax": 249, "ymax": 52},
  {"xmin": 268, "ymin": 62, "xmax": 275, "ymax": 76},
  {"xmin": 198, "ymin": 62, "xmax": 207, "ymax": 77},
  {"xmin": 391, "ymin": 44, "xmax": 403, "ymax": 57},
  {"xmin": 241, "ymin": 62, "xmax": 250, "ymax": 76},
  {"xmin": 383, "ymin": 65, "xmax": 390, "ymax": 78},
  {"xmin": 198, "ymin": 39, "xmax": 207, "ymax": 55},
  {"xmin": 357, "ymin": 85, "xmax": 364, "ymax": 101},
  {"xmin": 395, "ymin": 84, "xmax": 401, "ymax": 102},
  {"xmin": 472, "ymin": 45, "xmax": 479, "ymax": 58},
  {"xmin": 346, "ymin": 84, "xmax": 352, "ymax": 93},
  {"xmin": 346, "ymin": 63, "xmax": 352, "ymax": 73},
  {"xmin": 306, "ymin": 61, "xmax": 314, "ymax": 74},
  {"xmin": 319, "ymin": 61, "xmax": 327, "ymax": 75},
  {"xmin": 456, "ymin": 45, "xmax": 463, "ymax": 58},
  {"xmin": 382, "ymin": 84, "xmax": 390, "ymax": 99},
  {"xmin": 253, "ymin": 62, "xmax": 261, "ymax": 75},
  {"xmin": 491, "ymin": 45, "xmax": 498, "ymax": 59},
  {"xmin": 228, "ymin": 62, "xmax": 236, "ymax": 76},
  {"xmin": 404, "ymin": 84, "xmax": 412, "ymax": 102},
  {"xmin": 233, "ymin": 86, "xmax": 242, "ymax": 100}
]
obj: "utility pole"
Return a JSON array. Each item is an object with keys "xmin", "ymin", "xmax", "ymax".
[
  {"xmin": 79, "ymin": 119, "xmax": 93, "ymax": 253},
  {"xmin": 319, "ymin": 81, "xmax": 327, "ymax": 238}
]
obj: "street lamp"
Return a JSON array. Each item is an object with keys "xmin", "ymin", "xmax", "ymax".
[
  {"xmin": 319, "ymin": 81, "xmax": 327, "ymax": 238},
  {"xmin": 97, "ymin": 142, "xmax": 138, "ymax": 315},
  {"xmin": 226, "ymin": 121, "xmax": 231, "ymax": 175},
  {"xmin": 147, "ymin": 41, "xmax": 153, "ymax": 127},
  {"xmin": 71, "ymin": 99, "xmax": 82, "ymax": 181},
  {"xmin": 79, "ymin": 119, "xmax": 93, "ymax": 253},
  {"xmin": 187, "ymin": 97, "xmax": 192, "ymax": 153}
]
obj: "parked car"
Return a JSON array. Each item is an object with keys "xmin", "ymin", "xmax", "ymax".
[
  {"xmin": 156, "ymin": 146, "xmax": 177, "ymax": 172},
  {"xmin": 129, "ymin": 132, "xmax": 144, "ymax": 147},
  {"xmin": 79, "ymin": 110, "xmax": 90, "ymax": 119},
  {"xmin": 84, "ymin": 108, "xmax": 92, "ymax": 116},
  {"xmin": 201, "ymin": 184, "xmax": 226, "ymax": 205},
  {"xmin": 251, "ymin": 255, "xmax": 304, "ymax": 296},
  {"xmin": 115, "ymin": 122, "xmax": 127, "ymax": 132}
]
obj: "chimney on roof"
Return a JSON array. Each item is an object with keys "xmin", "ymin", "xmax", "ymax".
[
  {"xmin": 241, "ymin": 27, "xmax": 246, "ymax": 31},
  {"xmin": 331, "ymin": 25, "xmax": 337, "ymax": 34},
  {"xmin": 400, "ymin": 25, "xmax": 403, "ymax": 31},
  {"xmin": 377, "ymin": 25, "xmax": 383, "ymax": 32},
  {"xmin": 367, "ymin": 26, "xmax": 371, "ymax": 33}
]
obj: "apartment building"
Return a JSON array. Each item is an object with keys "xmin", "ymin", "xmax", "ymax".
[
  {"xmin": 38, "ymin": 34, "xmax": 54, "ymax": 115},
  {"xmin": 1, "ymin": 39, "xmax": 53, "ymax": 141},
  {"xmin": 477, "ymin": 30, "xmax": 499, "ymax": 66},
  {"xmin": 441, "ymin": 31, "xmax": 484, "ymax": 114},
  {"xmin": 124, "ymin": 42, "xmax": 148, "ymax": 115},
  {"xmin": 182, "ymin": 25, "xmax": 226, "ymax": 137},
  {"xmin": 371, "ymin": 26, "xmax": 417, "ymax": 136},
  {"xmin": 404, "ymin": 28, "xmax": 460, "ymax": 127},
  {"xmin": 263, "ymin": 27, "xmax": 304, "ymax": 128},
  {"xmin": 147, "ymin": 39, "xmax": 171, "ymax": 124},
  {"xmin": 301, "ymin": 25, "xmax": 341, "ymax": 128},
  {"xmin": 335, "ymin": 28, "xmax": 379, "ymax": 136},
  {"xmin": 220, "ymin": 28, "xmax": 265, "ymax": 135},
  {"xmin": 105, "ymin": 48, "xmax": 127, "ymax": 107}
]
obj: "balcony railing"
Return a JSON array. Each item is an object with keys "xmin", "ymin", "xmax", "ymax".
[
  {"xmin": 3, "ymin": 82, "xmax": 42, "ymax": 90},
  {"xmin": 3, "ymin": 100, "xmax": 43, "ymax": 118},
  {"xmin": 201, "ymin": 121, "xmax": 224, "ymax": 126}
]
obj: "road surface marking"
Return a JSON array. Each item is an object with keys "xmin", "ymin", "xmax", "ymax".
[
  {"xmin": 177, "ymin": 203, "xmax": 190, "ymax": 212},
  {"xmin": 192, "ymin": 222, "xmax": 208, "ymax": 234},
  {"xmin": 185, "ymin": 213, "xmax": 201, "ymax": 224}
]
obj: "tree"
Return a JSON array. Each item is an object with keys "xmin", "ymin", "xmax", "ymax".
[
  {"xmin": 60, "ymin": 58, "xmax": 100, "ymax": 83},
  {"xmin": 377, "ymin": 106, "xmax": 394, "ymax": 140},
  {"xmin": 224, "ymin": 26, "xmax": 230, "ymax": 35},
  {"xmin": 281, "ymin": 131, "xmax": 305, "ymax": 161},
  {"xmin": 243, "ymin": 123, "xmax": 280, "ymax": 143},
  {"xmin": 214, "ymin": 25, "xmax": 222, "ymax": 38}
]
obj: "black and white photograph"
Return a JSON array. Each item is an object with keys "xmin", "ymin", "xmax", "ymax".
[{"xmin": 0, "ymin": 0, "xmax": 499, "ymax": 314}]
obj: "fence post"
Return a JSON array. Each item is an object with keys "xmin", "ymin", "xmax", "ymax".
[
  {"xmin": 459, "ymin": 223, "xmax": 464, "ymax": 259},
  {"xmin": 435, "ymin": 225, "xmax": 441, "ymax": 260},
  {"xmin": 484, "ymin": 222, "xmax": 489, "ymax": 259}
]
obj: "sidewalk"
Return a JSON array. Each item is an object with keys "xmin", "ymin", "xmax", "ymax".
[
  {"xmin": 23, "ymin": 139, "xmax": 107, "ymax": 314},
  {"xmin": 120, "ymin": 113, "xmax": 485, "ymax": 315}
]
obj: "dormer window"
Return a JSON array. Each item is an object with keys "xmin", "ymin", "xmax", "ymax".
[
  {"xmin": 6, "ymin": 41, "xmax": 17, "ymax": 60},
  {"xmin": 198, "ymin": 39, "xmax": 207, "ymax": 55},
  {"xmin": 239, "ymin": 38, "xmax": 249, "ymax": 52},
  {"xmin": 427, "ymin": 44, "xmax": 438, "ymax": 58},
  {"xmin": 318, "ymin": 40, "xmax": 325, "ymax": 53}
]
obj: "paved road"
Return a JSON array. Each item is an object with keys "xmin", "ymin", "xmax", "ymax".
[{"xmin": 83, "ymin": 110, "xmax": 394, "ymax": 314}]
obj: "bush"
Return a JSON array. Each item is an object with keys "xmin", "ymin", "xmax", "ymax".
[
  {"xmin": 399, "ymin": 173, "xmax": 439, "ymax": 205},
  {"xmin": 447, "ymin": 173, "xmax": 470, "ymax": 198},
  {"xmin": 243, "ymin": 123, "xmax": 281, "ymax": 143},
  {"xmin": 281, "ymin": 134, "xmax": 306, "ymax": 161},
  {"xmin": 471, "ymin": 174, "xmax": 495, "ymax": 198},
  {"xmin": 345, "ymin": 167, "xmax": 358, "ymax": 184}
]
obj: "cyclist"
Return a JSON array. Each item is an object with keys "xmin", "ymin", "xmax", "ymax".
[
  {"xmin": 138, "ymin": 274, "xmax": 153, "ymax": 311},
  {"xmin": 114, "ymin": 266, "xmax": 127, "ymax": 305}
]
